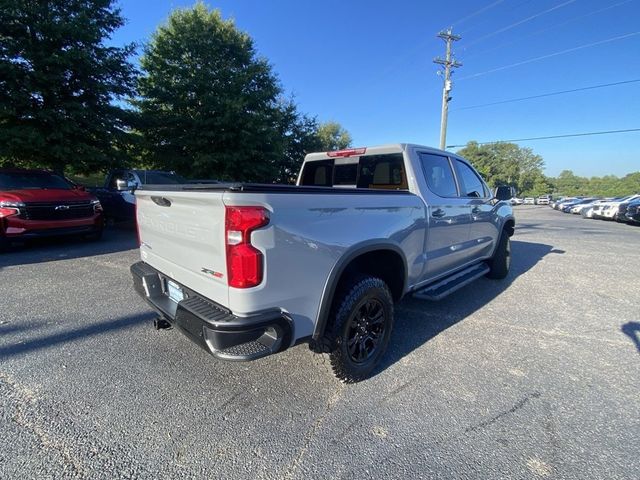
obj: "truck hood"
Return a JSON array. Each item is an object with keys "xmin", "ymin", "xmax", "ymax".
[{"xmin": 0, "ymin": 189, "xmax": 97, "ymax": 203}]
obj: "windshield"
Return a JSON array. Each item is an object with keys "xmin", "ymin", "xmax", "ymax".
[
  {"xmin": 134, "ymin": 171, "xmax": 186, "ymax": 185},
  {"xmin": 0, "ymin": 172, "xmax": 72, "ymax": 190}
]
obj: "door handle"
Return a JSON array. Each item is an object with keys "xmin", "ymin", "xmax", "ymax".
[
  {"xmin": 471, "ymin": 206, "xmax": 481, "ymax": 214},
  {"xmin": 432, "ymin": 208, "xmax": 446, "ymax": 218}
]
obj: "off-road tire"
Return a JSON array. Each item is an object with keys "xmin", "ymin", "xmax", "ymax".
[
  {"xmin": 325, "ymin": 276, "xmax": 394, "ymax": 383},
  {"xmin": 486, "ymin": 231, "xmax": 511, "ymax": 279}
]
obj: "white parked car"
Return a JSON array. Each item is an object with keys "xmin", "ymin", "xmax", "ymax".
[
  {"xmin": 523, "ymin": 197, "xmax": 535, "ymax": 205},
  {"xmin": 510, "ymin": 197, "xmax": 523, "ymax": 205},
  {"xmin": 581, "ymin": 199, "xmax": 611, "ymax": 218},
  {"xmin": 593, "ymin": 195, "xmax": 640, "ymax": 220},
  {"xmin": 570, "ymin": 204, "xmax": 585, "ymax": 214},
  {"xmin": 537, "ymin": 195, "xmax": 550, "ymax": 205}
]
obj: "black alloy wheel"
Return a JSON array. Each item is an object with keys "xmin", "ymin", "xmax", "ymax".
[{"xmin": 346, "ymin": 298, "xmax": 386, "ymax": 364}]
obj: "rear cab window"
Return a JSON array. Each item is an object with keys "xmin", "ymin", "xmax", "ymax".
[
  {"xmin": 300, "ymin": 160, "xmax": 333, "ymax": 187},
  {"xmin": 300, "ymin": 153, "xmax": 408, "ymax": 190}
]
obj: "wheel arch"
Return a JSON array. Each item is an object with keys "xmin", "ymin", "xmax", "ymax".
[{"xmin": 311, "ymin": 240, "xmax": 408, "ymax": 344}]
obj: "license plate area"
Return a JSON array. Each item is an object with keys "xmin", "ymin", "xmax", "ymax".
[{"xmin": 165, "ymin": 278, "xmax": 185, "ymax": 303}]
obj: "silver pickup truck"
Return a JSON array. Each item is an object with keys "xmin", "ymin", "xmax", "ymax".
[{"xmin": 131, "ymin": 144, "xmax": 515, "ymax": 382}]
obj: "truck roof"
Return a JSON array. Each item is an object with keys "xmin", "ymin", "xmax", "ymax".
[{"xmin": 303, "ymin": 143, "xmax": 453, "ymax": 162}]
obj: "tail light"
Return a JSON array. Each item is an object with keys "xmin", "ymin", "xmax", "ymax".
[{"xmin": 225, "ymin": 206, "xmax": 269, "ymax": 288}]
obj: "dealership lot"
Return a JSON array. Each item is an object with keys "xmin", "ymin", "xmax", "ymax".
[{"xmin": 1, "ymin": 207, "xmax": 638, "ymax": 479}]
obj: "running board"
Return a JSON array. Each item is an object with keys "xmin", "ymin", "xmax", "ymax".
[{"xmin": 413, "ymin": 263, "xmax": 490, "ymax": 301}]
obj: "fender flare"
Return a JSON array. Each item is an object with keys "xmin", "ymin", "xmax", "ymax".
[{"xmin": 311, "ymin": 240, "xmax": 408, "ymax": 343}]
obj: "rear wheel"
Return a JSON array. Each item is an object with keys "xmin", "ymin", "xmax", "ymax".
[
  {"xmin": 486, "ymin": 231, "xmax": 511, "ymax": 279},
  {"xmin": 325, "ymin": 276, "xmax": 394, "ymax": 383}
]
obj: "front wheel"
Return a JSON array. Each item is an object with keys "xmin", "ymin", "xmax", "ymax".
[
  {"xmin": 486, "ymin": 232, "xmax": 511, "ymax": 279},
  {"xmin": 325, "ymin": 276, "xmax": 394, "ymax": 383}
]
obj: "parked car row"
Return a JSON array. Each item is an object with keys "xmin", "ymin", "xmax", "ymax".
[
  {"xmin": 550, "ymin": 194, "xmax": 640, "ymax": 224},
  {"xmin": 0, "ymin": 167, "xmax": 215, "ymax": 251},
  {"xmin": 509, "ymin": 195, "xmax": 551, "ymax": 206}
]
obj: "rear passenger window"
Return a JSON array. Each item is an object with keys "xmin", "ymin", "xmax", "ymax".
[
  {"xmin": 419, "ymin": 153, "xmax": 458, "ymax": 197},
  {"xmin": 456, "ymin": 160, "xmax": 488, "ymax": 198}
]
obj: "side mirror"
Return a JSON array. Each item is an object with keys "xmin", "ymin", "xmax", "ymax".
[
  {"xmin": 494, "ymin": 186, "xmax": 513, "ymax": 201},
  {"xmin": 115, "ymin": 179, "xmax": 128, "ymax": 191}
]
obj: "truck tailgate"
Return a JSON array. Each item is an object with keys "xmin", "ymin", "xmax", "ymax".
[{"xmin": 136, "ymin": 190, "xmax": 229, "ymax": 307}]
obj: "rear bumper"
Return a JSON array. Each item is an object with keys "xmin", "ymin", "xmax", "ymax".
[{"xmin": 130, "ymin": 261, "xmax": 293, "ymax": 361}]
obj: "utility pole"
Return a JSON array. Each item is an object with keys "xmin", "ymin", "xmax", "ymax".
[{"xmin": 434, "ymin": 28, "xmax": 462, "ymax": 150}]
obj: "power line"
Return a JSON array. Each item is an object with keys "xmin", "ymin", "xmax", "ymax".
[
  {"xmin": 453, "ymin": 79, "xmax": 640, "ymax": 110},
  {"xmin": 463, "ymin": 0, "xmax": 635, "ymax": 60},
  {"xmin": 446, "ymin": 128, "xmax": 640, "ymax": 148},
  {"xmin": 460, "ymin": 0, "xmax": 535, "ymax": 36},
  {"xmin": 461, "ymin": 0, "xmax": 578, "ymax": 49},
  {"xmin": 457, "ymin": 31, "xmax": 640, "ymax": 81},
  {"xmin": 447, "ymin": 0, "xmax": 507, "ymax": 28}
]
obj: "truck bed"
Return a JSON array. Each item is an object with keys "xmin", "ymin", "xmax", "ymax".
[{"xmin": 134, "ymin": 183, "xmax": 425, "ymax": 340}]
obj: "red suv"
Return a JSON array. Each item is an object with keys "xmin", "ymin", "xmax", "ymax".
[{"xmin": 0, "ymin": 169, "xmax": 104, "ymax": 250}]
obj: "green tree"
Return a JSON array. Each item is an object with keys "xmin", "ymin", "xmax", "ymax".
[
  {"xmin": 316, "ymin": 121, "xmax": 352, "ymax": 151},
  {"xmin": 553, "ymin": 170, "xmax": 588, "ymax": 196},
  {"xmin": 272, "ymin": 100, "xmax": 323, "ymax": 183},
  {"xmin": 0, "ymin": 0, "xmax": 136, "ymax": 173},
  {"xmin": 549, "ymin": 170, "xmax": 640, "ymax": 197},
  {"xmin": 136, "ymin": 4, "xmax": 287, "ymax": 181},
  {"xmin": 457, "ymin": 141, "xmax": 548, "ymax": 195}
]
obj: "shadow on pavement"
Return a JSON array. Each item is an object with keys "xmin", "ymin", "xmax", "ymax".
[
  {"xmin": 621, "ymin": 322, "xmax": 640, "ymax": 354},
  {"xmin": 0, "ymin": 320, "xmax": 48, "ymax": 336},
  {"xmin": 1, "ymin": 239, "xmax": 564, "ymax": 377},
  {"xmin": 375, "ymin": 240, "xmax": 564, "ymax": 377},
  {"xmin": 0, "ymin": 313, "xmax": 153, "ymax": 359},
  {"xmin": 0, "ymin": 226, "xmax": 137, "ymax": 270}
]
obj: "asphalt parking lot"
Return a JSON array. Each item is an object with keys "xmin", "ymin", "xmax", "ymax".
[{"xmin": 1, "ymin": 206, "xmax": 639, "ymax": 479}]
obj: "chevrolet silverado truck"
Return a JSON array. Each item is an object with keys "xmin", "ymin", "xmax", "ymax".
[
  {"xmin": 131, "ymin": 144, "xmax": 515, "ymax": 382},
  {"xmin": 0, "ymin": 169, "xmax": 104, "ymax": 250}
]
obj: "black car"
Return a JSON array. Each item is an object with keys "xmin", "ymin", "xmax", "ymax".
[
  {"xmin": 616, "ymin": 200, "xmax": 633, "ymax": 222},
  {"xmin": 625, "ymin": 199, "xmax": 640, "ymax": 224}
]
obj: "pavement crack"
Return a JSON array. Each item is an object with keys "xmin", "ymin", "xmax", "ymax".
[
  {"xmin": 465, "ymin": 391, "xmax": 541, "ymax": 434},
  {"xmin": 282, "ymin": 383, "xmax": 344, "ymax": 479}
]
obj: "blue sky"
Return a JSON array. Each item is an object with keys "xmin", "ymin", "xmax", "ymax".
[{"xmin": 111, "ymin": 0, "xmax": 640, "ymax": 177}]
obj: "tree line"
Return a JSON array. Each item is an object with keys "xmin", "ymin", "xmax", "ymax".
[
  {"xmin": 457, "ymin": 141, "xmax": 639, "ymax": 198},
  {"xmin": 0, "ymin": 1, "xmax": 351, "ymax": 182}
]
